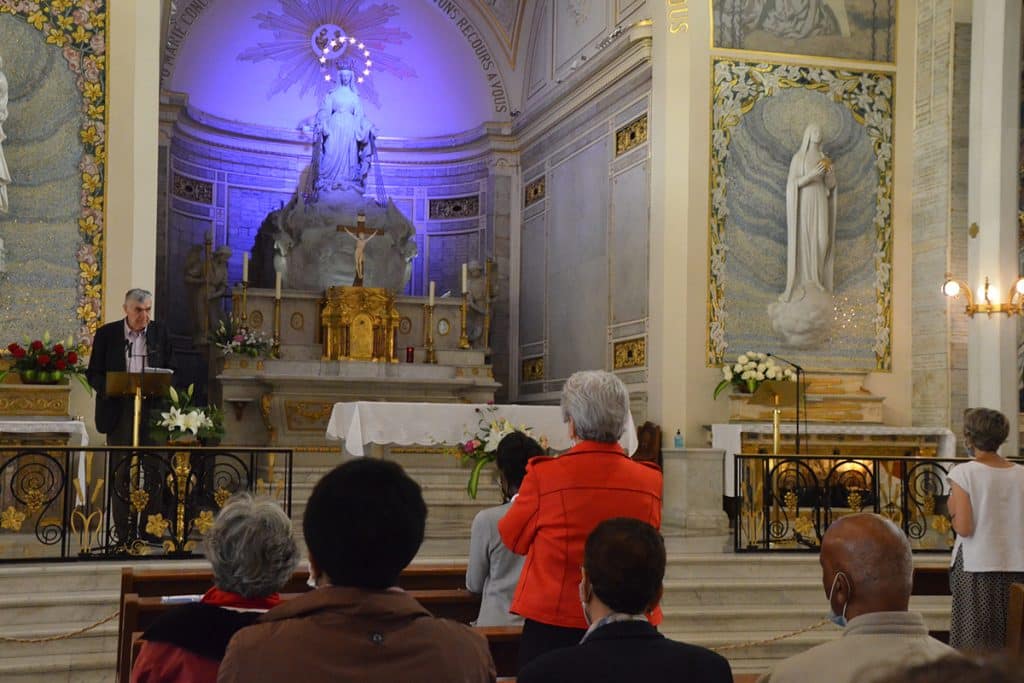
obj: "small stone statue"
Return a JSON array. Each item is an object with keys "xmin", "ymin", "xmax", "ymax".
[
  {"xmin": 466, "ymin": 260, "xmax": 490, "ymax": 345},
  {"xmin": 272, "ymin": 231, "xmax": 293, "ymax": 279},
  {"xmin": 182, "ymin": 244, "xmax": 205, "ymax": 343},
  {"xmin": 207, "ymin": 245, "xmax": 232, "ymax": 330}
]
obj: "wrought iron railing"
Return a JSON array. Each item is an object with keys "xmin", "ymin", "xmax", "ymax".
[
  {"xmin": 0, "ymin": 446, "xmax": 292, "ymax": 562},
  {"xmin": 735, "ymin": 454, "xmax": 1024, "ymax": 552}
]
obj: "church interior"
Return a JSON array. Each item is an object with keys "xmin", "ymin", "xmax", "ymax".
[{"xmin": 0, "ymin": 0, "xmax": 1023, "ymax": 680}]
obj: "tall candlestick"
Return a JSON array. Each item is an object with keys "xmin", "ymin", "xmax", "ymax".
[
  {"xmin": 242, "ymin": 252, "xmax": 249, "ymax": 283},
  {"xmin": 461, "ymin": 263, "xmax": 468, "ymax": 293},
  {"xmin": 428, "ymin": 281, "xmax": 435, "ymax": 307},
  {"xmin": 275, "ymin": 272, "xmax": 282, "ymax": 299}
]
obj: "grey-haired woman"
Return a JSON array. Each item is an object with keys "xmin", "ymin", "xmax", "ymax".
[{"xmin": 131, "ymin": 495, "xmax": 300, "ymax": 683}]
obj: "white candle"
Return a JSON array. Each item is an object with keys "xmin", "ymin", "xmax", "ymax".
[
  {"xmin": 428, "ymin": 281, "xmax": 435, "ymax": 307},
  {"xmin": 242, "ymin": 252, "xmax": 249, "ymax": 283},
  {"xmin": 275, "ymin": 272, "xmax": 282, "ymax": 299},
  {"xmin": 462, "ymin": 263, "xmax": 468, "ymax": 294}
]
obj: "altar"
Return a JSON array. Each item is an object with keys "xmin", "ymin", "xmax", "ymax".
[
  {"xmin": 709, "ymin": 422, "xmax": 957, "ymax": 496},
  {"xmin": 326, "ymin": 401, "xmax": 639, "ymax": 456}
]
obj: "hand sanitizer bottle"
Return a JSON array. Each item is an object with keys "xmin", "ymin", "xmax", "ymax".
[{"xmin": 673, "ymin": 429, "xmax": 684, "ymax": 448}]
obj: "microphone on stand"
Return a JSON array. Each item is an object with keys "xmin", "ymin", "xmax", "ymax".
[{"xmin": 766, "ymin": 352, "xmax": 804, "ymax": 455}]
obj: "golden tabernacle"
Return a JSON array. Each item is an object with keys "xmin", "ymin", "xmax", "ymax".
[{"xmin": 320, "ymin": 286, "xmax": 400, "ymax": 363}]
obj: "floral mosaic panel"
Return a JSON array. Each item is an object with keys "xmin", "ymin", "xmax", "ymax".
[
  {"xmin": 0, "ymin": 0, "xmax": 107, "ymax": 350},
  {"xmin": 707, "ymin": 59, "xmax": 894, "ymax": 370}
]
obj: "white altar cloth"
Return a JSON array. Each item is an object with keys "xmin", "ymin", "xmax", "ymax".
[
  {"xmin": 0, "ymin": 419, "xmax": 89, "ymax": 504},
  {"xmin": 712, "ymin": 422, "xmax": 956, "ymax": 496},
  {"xmin": 327, "ymin": 402, "xmax": 639, "ymax": 457}
]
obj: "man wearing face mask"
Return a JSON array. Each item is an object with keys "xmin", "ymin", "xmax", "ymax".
[
  {"xmin": 518, "ymin": 518, "xmax": 731, "ymax": 683},
  {"xmin": 759, "ymin": 513, "xmax": 956, "ymax": 683}
]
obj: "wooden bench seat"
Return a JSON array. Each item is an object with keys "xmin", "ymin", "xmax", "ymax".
[{"xmin": 120, "ymin": 588, "xmax": 482, "ymax": 683}]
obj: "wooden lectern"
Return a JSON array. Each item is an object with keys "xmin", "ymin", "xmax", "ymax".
[
  {"xmin": 750, "ymin": 381, "xmax": 798, "ymax": 455},
  {"xmin": 105, "ymin": 370, "xmax": 173, "ymax": 447}
]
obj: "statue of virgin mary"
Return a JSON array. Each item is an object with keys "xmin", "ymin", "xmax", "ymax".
[
  {"xmin": 312, "ymin": 65, "xmax": 375, "ymax": 194},
  {"xmin": 779, "ymin": 123, "xmax": 838, "ymax": 303}
]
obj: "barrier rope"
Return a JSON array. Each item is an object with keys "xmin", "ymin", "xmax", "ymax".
[
  {"xmin": 709, "ymin": 617, "xmax": 831, "ymax": 653},
  {"xmin": 0, "ymin": 610, "xmax": 120, "ymax": 643}
]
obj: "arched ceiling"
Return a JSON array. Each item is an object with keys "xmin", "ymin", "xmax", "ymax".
[{"xmin": 161, "ymin": 0, "xmax": 524, "ymax": 138}]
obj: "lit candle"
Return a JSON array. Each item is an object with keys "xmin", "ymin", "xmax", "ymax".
[
  {"xmin": 275, "ymin": 272, "xmax": 282, "ymax": 299},
  {"xmin": 462, "ymin": 263, "xmax": 468, "ymax": 294},
  {"xmin": 428, "ymin": 281, "xmax": 435, "ymax": 307},
  {"xmin": 242, "ymin": 252, "xmax": 249, "ymax": 283}
]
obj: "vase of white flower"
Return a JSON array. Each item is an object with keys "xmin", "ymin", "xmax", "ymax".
[
  {"xmin": 713, "ymin": 352, "xmax": 796, "ymax": 399},
  {"xmin": 150, "ymin": 384, "xmax": 225, "ymax": 444}
]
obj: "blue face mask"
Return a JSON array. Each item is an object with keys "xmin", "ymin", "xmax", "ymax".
[{"xmin": 826, "ymin": 571, "xmax": 849, "ymax": 627}]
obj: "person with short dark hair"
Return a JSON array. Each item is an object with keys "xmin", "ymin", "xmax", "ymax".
[
  {"xmin": 518, "ymin": 518, "xmax": 731, "ymax": 683},
  {"xmin": 466, "ymin": 431, "xmax": 543, "ymax": 626},
  {"xmin": 132, "ymin": 495, "xmax": 299, "ymax": 683},
  {"xmin": 947, "ymin": 407, "xmax": 1024, "ymax": 650},
  {"xmin": 218, "ymin": 458, "xmax": 495, "ymax": 683}
]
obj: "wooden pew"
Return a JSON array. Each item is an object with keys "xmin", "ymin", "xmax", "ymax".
[
  {"xmin": 131, "ymin": 625, "xmax": 521, "ymax": 681},
  {"xmin": 121, "ymin": 588, "xmax": 482, "ymax": 683},
  {"xmin": 117, "ymin": 564, "xmax": 469, "ymax": 678},
  {"xmin": 1008, "ymin": 583, "xmax": 1024, "ymax": 656}
]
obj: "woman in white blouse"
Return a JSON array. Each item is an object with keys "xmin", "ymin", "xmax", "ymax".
[{"xmin": 947, "ymin": 408, "xmax": 1024, "ymax": 650}]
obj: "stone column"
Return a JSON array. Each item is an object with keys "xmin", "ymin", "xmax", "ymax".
[
  {"xmin": 966, "ymin": 0, "xmax": 1021, "ymax": 455},
  {"xmin": 106, "ymin": 0, "xmax": 162, "ymax": 319}
]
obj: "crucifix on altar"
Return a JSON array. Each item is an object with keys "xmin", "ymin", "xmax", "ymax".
[{"xmin": 337, "ymin": 212, "xmax": 385, "ymax": 287}]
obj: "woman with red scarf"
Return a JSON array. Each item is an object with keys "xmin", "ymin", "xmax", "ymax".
[{"xmin": 131, "ymin": 495, "xmax": 300, "ymax": 683}]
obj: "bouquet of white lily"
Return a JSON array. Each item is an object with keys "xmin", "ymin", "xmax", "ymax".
[
  {"xmin": 150, "ymin": 384, "xmax": 225, "ymax": 444},
  {"xmin": 456, "ymin": 406, "xmax": 544, "ymax": 498},
  {"xmin": 713, "ymin": 351, "xmax": 796, "ymax": 399}
]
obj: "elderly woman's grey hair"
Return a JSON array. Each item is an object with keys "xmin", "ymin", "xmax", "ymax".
[
  {"xmin": 560, "ymin": 370, "xmax": 630, "ymax": 443},
  {"xmin": 205, "ymin": 494, "xmax": 300, "ymax": 598}
]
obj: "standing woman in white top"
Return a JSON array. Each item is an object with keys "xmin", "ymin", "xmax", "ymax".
[{"xmin": 947, "ymin": 408, "xmax": 1024, "ymax": 651}]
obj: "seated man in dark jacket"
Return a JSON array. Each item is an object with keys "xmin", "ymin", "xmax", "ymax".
[{"xmin": 518, "ymin": 517, "xmax": 732, "ymax": 683}]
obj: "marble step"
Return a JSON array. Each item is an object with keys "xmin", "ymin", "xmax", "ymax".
[
  {"xmin": 0, "ymin": 654, "xmax": 111, "ymax": 683},
  {"xmin": 0, "ymin": 622, "xmax": 116, "ymax": 660},
  {"xmin": 0, "ymin": 590, "xmax": 119, "ymax": 624},
  {"xmin": 663, "ymin": 629, "xmax": 837, "ymax": 668}
]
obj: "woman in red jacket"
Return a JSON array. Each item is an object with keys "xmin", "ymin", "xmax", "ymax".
[{"xmin": 498, "ymin": 370, "xmax": 663, "ymax": 669}]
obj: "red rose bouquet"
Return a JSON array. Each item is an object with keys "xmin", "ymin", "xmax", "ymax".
[{"xmin": 2, "ymin": 333, "xmax": 91, "ymax": 392}]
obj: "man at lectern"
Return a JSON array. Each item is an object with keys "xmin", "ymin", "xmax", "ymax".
[{"xmin": 87, "ymin": 288, "xmax": 174, "ymax": 543}]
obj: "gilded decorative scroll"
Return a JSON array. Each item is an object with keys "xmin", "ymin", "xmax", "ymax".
[
  {"xmin": 172, "ymin": 173, "xmax": 214, "ymax": 204},
  {"xmin": 613, "ymin": 338, "xmax": 646, "ymax": 370},
  {"xmin": 524, "ymin": 177, "xmax": 545, "ymax": 207},
  {"xmin": 521, "ymin": 357, "xmax": 544, "ymax": 382},
  {"xmin": 284, "ymin": 401, "xmax": 333, "ymax": 432},
  {"xmin": 615, "ymin": 114, "xmax": 648, "ymax": 156},
  {"xmin": 0, "ymin": 3, "xmax": 110, "ymax": 347},
  {"xmin": 707, "ymin": 59, "xmax": 894, "ymax": 371},
  {"xmin": 429, "ymin": 195, "xmax": 480, "ymax": 219}
]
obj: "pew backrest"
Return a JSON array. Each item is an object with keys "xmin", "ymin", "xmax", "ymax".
[{"xmin": 1009, "ymin": 582, "xmax": 1024, "ymax": 656}]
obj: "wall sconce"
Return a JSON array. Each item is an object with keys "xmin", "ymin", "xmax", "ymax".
[{"xmin": 942, "ymin": 273, "xmax": 1024, "ymax": 317}]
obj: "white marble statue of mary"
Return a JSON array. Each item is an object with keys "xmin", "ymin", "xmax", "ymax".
[
  {"xmin": 0, "ymin": 55, "xmax": 11, "ymax": 213},
  {"xmin": 313, "ymin": 66, "xmax": 375, "ymax": 194},
  {"xmin": 768, "ymin": 123, "xmax": 838, "ymax": 348},
  {"xmin": 780, "ymin": 123, "xmax": 837, "ymax": 302}
]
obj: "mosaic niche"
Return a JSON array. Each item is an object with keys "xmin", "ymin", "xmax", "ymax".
[
  {"xmin": 0, "ymin": 5, "xmax": 109, "ymax": 349},
  {"xmin": 707, "ymin": 59, "xmax": 894, "ymax": 371}
]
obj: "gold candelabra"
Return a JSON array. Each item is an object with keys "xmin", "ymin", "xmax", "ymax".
[
  {"xmin": 423, "ymin": 303, "xmax": 437, "ymax": 364},
  {"xmin": 458, "ymin": 292, "xmax": 471, "ymax": 349},
  {"xmin": 239, "ymin": 281, "xmax": 249, "ymax": 331},
  {"xmin": 272, "ymin": 296, "xmax": 282, "ymax": 357}
]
